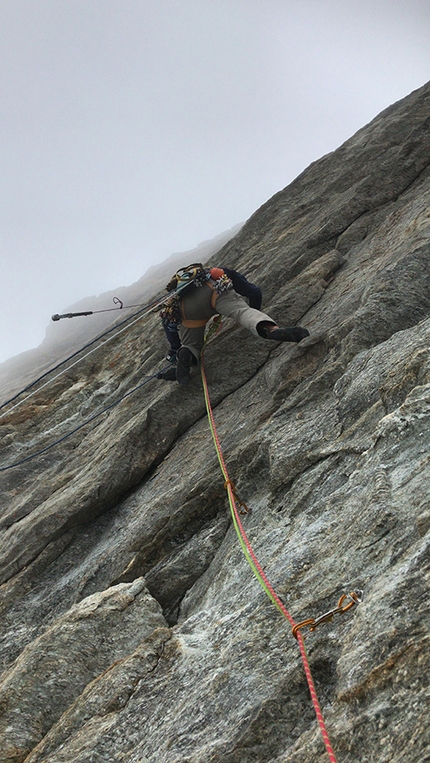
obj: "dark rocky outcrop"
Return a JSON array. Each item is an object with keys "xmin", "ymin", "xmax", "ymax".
[{"xmin": 0, "ymin": 82, "xmax": 429, "ymax": 763}]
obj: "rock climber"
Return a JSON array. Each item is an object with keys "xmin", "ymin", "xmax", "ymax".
[
  {"xmin": 161, "ymin": 266, "xmax": 263, "ymax": 364},
  {"xmin": 157, "ymin": 263, "xmax": 309, "ymax": 385}
]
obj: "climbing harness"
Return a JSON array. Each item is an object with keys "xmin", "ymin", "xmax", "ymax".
[
  {"xmin": 157, "ymin": 266, "xmax": 233, "ymax": 335},
  {"xmin": 0, "ymin": 366, "xmax": 170, "ymax": 472},
  {"xmin": 0, "ymin": 293, "xmax": 171, "ymax": 419},
  {"xmin": 200, "ymin": 333, "xmax": 362, "ymax": 763}
]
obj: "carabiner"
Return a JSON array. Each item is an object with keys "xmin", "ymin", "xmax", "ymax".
[{"xmin": 292, "ymin": 590, "xmax": 363, "ymax": 639}]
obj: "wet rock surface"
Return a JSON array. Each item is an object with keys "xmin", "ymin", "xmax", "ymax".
[{"xmin": 0, "ymin": 82, "xmax": 429, "ymax": 762}]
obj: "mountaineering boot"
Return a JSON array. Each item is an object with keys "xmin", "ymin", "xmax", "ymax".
[
  {"xmin": 176, "ymin": 347, "xmax": 193, "ymax": 385},
  {"xmin": 257, "ymin": 322, "xmax": 309, "ymax": 343},
  {"xmin": 156, "ymin": 366, "xmax": 177, "ymax": 381},
  {"xmin": 268, "ymin": 326, "xmax": 309, "ymax": 342}
]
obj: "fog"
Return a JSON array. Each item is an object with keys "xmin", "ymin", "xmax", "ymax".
[{"xmin": 1, "ymin": 0, "xmax": 429, "ymax": 364}]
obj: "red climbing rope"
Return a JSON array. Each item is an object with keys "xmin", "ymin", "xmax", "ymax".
[{"xmin": 200, "ymin": 351, "xmax": 338, "ymax": 763}]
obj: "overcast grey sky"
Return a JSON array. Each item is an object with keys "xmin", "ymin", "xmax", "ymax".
[{"xmin": 1, "ymin": 0, "xmax": 430, "ymax": 364}]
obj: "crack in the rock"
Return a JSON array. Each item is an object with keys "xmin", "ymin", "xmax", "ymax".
[{"xmin": 333, "ymin": 160, "xmax": 430, "ymax": 250}]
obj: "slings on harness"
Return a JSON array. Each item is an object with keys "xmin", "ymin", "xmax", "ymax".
[{"xmin": 165, "ymin": 263, "xmax": 234, "ymax": 298}]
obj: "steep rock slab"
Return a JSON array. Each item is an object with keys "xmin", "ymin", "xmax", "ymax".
[
  {"xmin": 0, "ymin": 580, "xmax": 166, "ymax": 763},
  {"xmin": 0, "ymin": 314, "xmax": 273, "ymax": 586},
  {"xmin": 7, "ymin": 317, "xmax": 430, "ymax": 763},
  {"xmin": 215, "ymin": 81, "xmax": 430, "ymax": 299},
  {"xmin": 0, "ymin": 82, "xmax": 429, "ymax": 762}
]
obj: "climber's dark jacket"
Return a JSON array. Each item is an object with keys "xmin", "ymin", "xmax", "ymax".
[{"xmin": 222, "ymin": 268, "xmax": 262, "ymax": 310}]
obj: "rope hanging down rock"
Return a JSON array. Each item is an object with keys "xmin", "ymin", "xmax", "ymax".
[
  {"xmin": 200, "ymin": 328, "xmax": 362, "ymax": 763},
  {"xmin": 1, "ymin": 298, "xmax": 362, "ymax": 759}
]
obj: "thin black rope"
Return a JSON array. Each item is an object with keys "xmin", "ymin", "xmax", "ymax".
[
  {"xmin": 0, "ymin": 293, "xmax": 168, "ymax": 413},
  {"xmin": 0, "ymin": 365, "xmax": 170, "ymax": 472}
]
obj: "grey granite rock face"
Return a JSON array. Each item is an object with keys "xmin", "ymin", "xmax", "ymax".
[{"xmin": 0, "ymin": 81, "xmax": 429, "ymax": 763}]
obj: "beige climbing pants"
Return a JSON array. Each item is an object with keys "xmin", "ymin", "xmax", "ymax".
[{"xmin": 179, "ymin": 284, "xmax": 275, "ymax": 361}]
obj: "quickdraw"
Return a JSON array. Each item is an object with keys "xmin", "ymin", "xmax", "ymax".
[
  {"xmin": 224, "ymin": 479, "xmax": 251, "ymax": 516},
  {"xmin": 292, "ymin": 590, "xmax": 363, "ymax": 639},
  {"xmin": 200, "ymin": 338, "xmax": 364, "ymax": 763}
]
